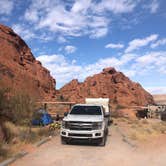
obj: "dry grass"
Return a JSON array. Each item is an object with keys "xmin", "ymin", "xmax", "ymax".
[
  {"xmin": 0, "ymin": 121, "xmax": 53, "ymax": 162},
  {"xmin": 0, "ymin": 143, "xmax": 12, "ymax": 162},
  {"xmin": 0, "ymin": 85, "xmax": 52, "ymax": 162},
  {"xmin": 126, "ymin": 119, "xmax": 166, "ymax": 141},
  {"xmin": 116, "ymin": 117, "xmax": 166, "ymax": 142}
]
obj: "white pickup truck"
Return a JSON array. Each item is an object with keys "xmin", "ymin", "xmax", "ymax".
[{"xmin": 60, "ymin": 98, "xmax": 110, "ymax": 146}]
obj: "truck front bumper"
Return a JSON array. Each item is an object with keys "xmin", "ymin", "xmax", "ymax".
[{"xmin": 60, "ymin": 128, "xmax": 104, "ymax": 139}]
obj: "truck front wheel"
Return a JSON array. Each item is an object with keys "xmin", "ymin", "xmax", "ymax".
[
  {"xmin": 100, "ymin": 135, "xmax": 106, "ymax": 146},
  {"xmin": 61, "ymin": 136, "xmax": 68, "ymax": 145}
]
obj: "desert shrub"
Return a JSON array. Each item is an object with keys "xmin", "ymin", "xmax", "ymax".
[
  {"xmin": 19, "ymin": 128, "xmax": 37, "ymax": 143},
  {"xmin": 111, "ymin": 110, "xmax": 124, "ymax": 118},
  {"xmin": 115, "ymin": 104, "xmax": 126, "ymax": 110},
  {"xmin": 2, "ymin": 122, "xmax": 17, "ymax": 143},
  {"xmin": 0, "ymin": 86, "xmax": 37, "ymax": 146},
  {"xmin": 19, "ymin": 127, "xmax": 50, "ymax": 143},
  {"xmin": 9, "ymin": 91, "xmax": 36, "ymax": 125},
  {"xmin": 37, "ymin": 127, "xmax": 50, "ymax": 137},
  {"xmin": 0, "ymin": 86, "xmax": 36, "ymax": 125},
  {"xmin": 0, "ymin": 143, "xmax": 11, "ymax": 162}
]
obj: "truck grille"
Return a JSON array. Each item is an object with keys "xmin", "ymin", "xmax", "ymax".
[
  {"xmin": 68, "ymin": 121, "xmax": 93, "ymax": 131},
  {"xmin": 68, "ymin": 133, "xmax": 92, "ymax": 137}
]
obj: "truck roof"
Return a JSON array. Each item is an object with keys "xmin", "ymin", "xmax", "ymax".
[
  {"xmin": 73, "ymin": 104, "xmax": 103, "ymax": 107},
  {"xmin": 85, "ymin": 98, "xmax": 110, "ymax": 112}
]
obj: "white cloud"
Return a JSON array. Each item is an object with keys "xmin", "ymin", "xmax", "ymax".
[
  {"xmin": 71, "ymin": 0, "xmax": 92, "ymax": 13},
  {"xmin": 145, "ymin": 86, "xmax": 166, "ymax": 94},
  {"xmin": 94, "ymin": 0, "xmax": 137, "ymax": 14},
  {"xmin": 135, "ymin": 51, "xmax": 166, "ymax": 65},
  {"xmin": 149, "ymin": 0, "xmax": 159, "ymax": 13},
  {"xmin": 133, "ymin": 51, "xmax": 166, "ymax": 74},
  {"xmin": 0, "ymin": 0, "xmax": 13, "ymax": 15},
  {"xmin": 90, "ymin": 27, "xmax": 108, "ymax": 38},
  {"xmin": 24, "ymin": 0, "xmax": 109, "ymax": 38},
  {"xmin": 143, "ymin": 0, "xmax": 159, "ymax": 14},
  {"xmin": 12, "ymin": 24, "xmax": 36, "ymax": 40},
  {"xmin": 105, "ymin": 43, "xmax": 124, "ymax": 49},
  {"xmin": 24, "ymin": 9, "xmax": 39, "ymax": 22},
  {"xmin": 57, "ymin": 36, "xmax": 68, "ymax": 43},
  {"xmin": 37, "ymin": 54, "xmax": 82, "ymax": 87},
  {"xmin": 12, "ymin": 24, "xmax": 55, "ymax": 41},
  {"xmin": 151, "ymin": 38, "xmax": 166, "ymax": 48},
  {"xmin": 125, "ymin": 34, "xmax": 158, "ymax": 53},
  {"xmin": 36, "ymin": 50, "xmax": 166, "ymax": 89},
  {"xmin": 37, "ymin": 6, "xmax": 109, "ymax": 38},
  {"xmin": 22, "ymin": 0, "xmax": 139, "ymax": 39},
  {"xmin": 64, "ymin": 45, "xmax": 77, "ymax": 54},
  {"xmin": 36, "ymin": 53, "xmax": 137, "ymax": 88}
]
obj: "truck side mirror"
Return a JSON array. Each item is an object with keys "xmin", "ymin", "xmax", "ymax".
[
  {"xmin": 64, "ymin": 112, "xmax": 68, "ymax": 117},
  {"xmin": 104, "ymin": 112, "xmax": 110, "ymax": 117}
]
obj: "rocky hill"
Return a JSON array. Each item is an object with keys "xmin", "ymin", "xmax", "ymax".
[
  {"xmin": 59, "ymin": 67, "xmax": 154, "ymax": 107},
  {"xmin": 0, "ymin": 24, "xmax": 56, "ymax": 100}
]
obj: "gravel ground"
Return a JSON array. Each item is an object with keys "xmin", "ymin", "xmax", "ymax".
[{"xmin": 11, "ymin": 125, "xmax": 166, "ymax": 166}]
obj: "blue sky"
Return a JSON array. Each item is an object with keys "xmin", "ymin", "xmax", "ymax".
[{"xmin": 0, "ymin": 0, "xmax": 166, "ymax": 94}]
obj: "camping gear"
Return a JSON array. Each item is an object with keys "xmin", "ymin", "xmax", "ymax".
[
  {"xmin": 49, "ymin": 122, "xmax": 61, "ymax": 131},
  {"xmin": 32, "ymin": 109, "xmax": 53, "ymax": 126}
]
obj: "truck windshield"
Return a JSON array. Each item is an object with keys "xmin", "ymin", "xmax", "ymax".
[{"xmin": 70, "ymin": 106, "xmax": 102, "ymax": 115}]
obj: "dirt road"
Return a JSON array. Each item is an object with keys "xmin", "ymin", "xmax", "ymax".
[{"xmin": 11, "ymin": 125, "xmax": 166, "ymax": 166}]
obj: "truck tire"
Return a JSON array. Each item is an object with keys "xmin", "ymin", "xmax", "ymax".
[
  {"xmin": 99, "ymin": 135, "xmax": 106, "ymax": 146},
  {"xmin": 61, "ymin": 136, "xmax": 67, "ymax": 145},
  {"xmin": 98, "ymin": 130, "xmax": 106, "ymax": 146},
  {"xmin": 108, "ymin": 119, "xmax": 113, "ymax": 126},
  {"xmin": 105, "ymin": 127, "xmax": 108, "ymax": 135}
]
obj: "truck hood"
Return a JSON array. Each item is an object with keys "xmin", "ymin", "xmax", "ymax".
[{"xmin": 63, "ymin": 114, "xmax": 103, "ymax": 122}]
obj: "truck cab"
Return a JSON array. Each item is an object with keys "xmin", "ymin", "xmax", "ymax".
[{"xmin": 60, "ymin": 104, "xmax": 109, "ymax": 146}]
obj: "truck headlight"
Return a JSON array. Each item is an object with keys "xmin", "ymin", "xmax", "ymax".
[
  {"xmin": 93, "ymin": 122, "xmax": 103, "ymax": 130},
  {"xmin": 62, "ymin": 121, "xmax": 69, "ymax": 129}
]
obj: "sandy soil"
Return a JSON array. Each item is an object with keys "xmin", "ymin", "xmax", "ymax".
[{"xmin": 10, "ymin": 123, "xmax": 166, "ymax": 166}]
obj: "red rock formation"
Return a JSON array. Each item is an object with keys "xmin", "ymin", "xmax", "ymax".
[
  {"xmin": 0, "ymin": 124, "xmax": 4, "ymax": 142},
  {"xmin": 0, "ymin": 24, "xmax": 56, "ymax": 100},
  {"xmin": 59, "ymin": 67, "xmax": 154, "ymax": 107}
]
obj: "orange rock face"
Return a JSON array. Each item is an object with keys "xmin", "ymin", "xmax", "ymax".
[
  {"xmin": 0, "ymin": 124, "xmax": 4, "ymax": 142},
  {"xmin": 59, "ymin": 67, "xmax": 154, "ymax": 107},
  {"xmin": 0, "ymin": 24, "xmax": 56, "ymax": 100}
]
